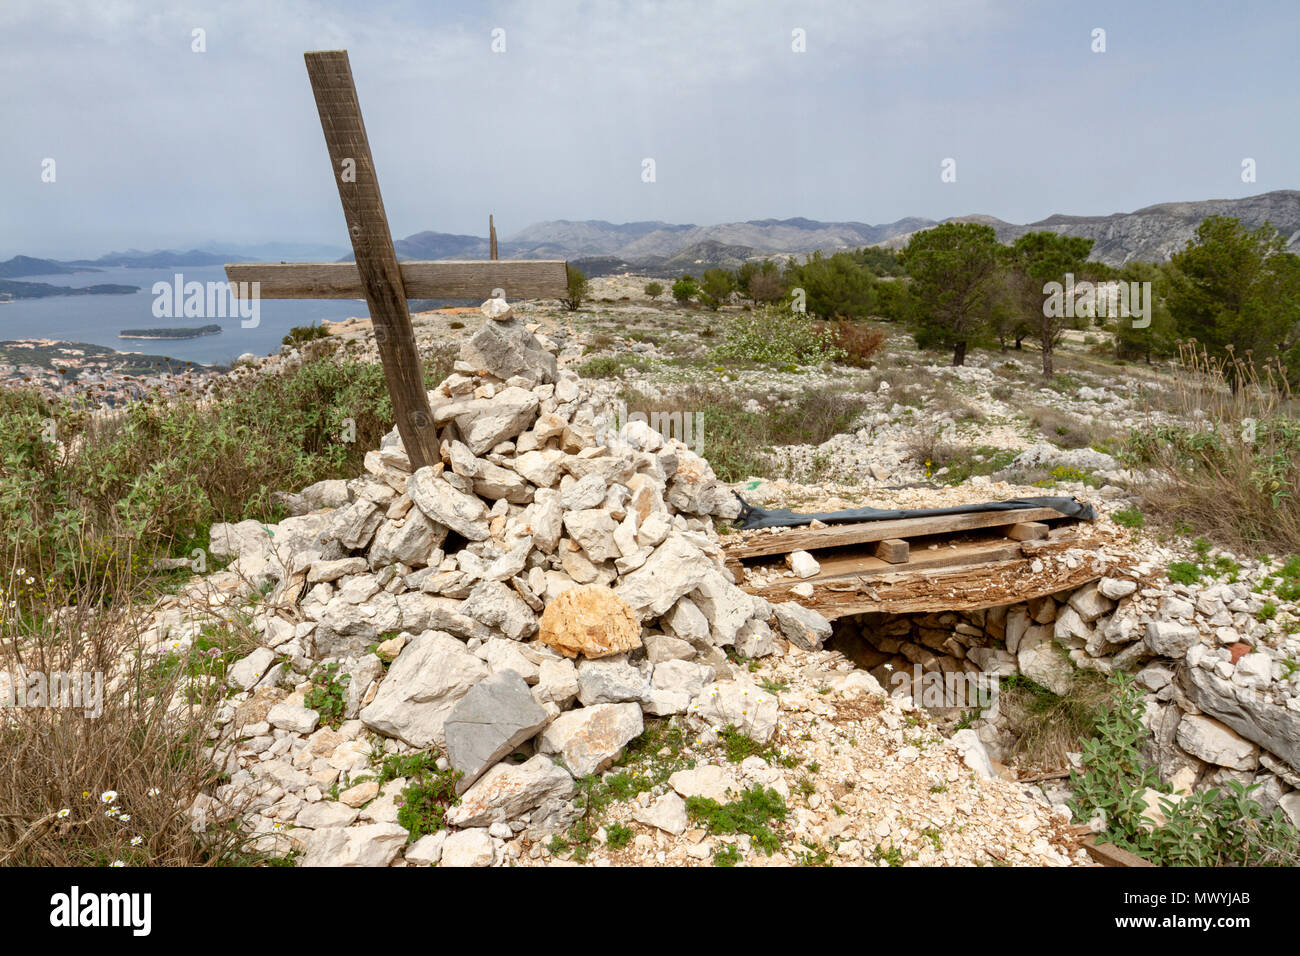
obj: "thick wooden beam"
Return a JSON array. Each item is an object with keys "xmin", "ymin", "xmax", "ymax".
[
  {"xmin": 1006, "ymin": 521, "xmax": 1049, "ymax": 541},
  {"xmin": 725, "ymin": 507, "xmax": 1067, "ymax": 561},
  {"xmin": 304, "ymin": 49, "xmax": 437, "ymax": 470},
  {"xmin": 489, "ymin": 214, "xmax": 498, "ymax": 261},
  {"xmin": 223, "ymin": 260, "xmax": 567, "ymax": 300}
]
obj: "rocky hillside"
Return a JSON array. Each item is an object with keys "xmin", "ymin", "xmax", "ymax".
[{"xmin": 380, "ymin": 191, "xmax": 1299, "ymax": 270}]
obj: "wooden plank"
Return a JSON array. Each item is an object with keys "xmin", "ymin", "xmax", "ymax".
[
  {"xmin": 725, "ymin": 507, "xmax": 1067, "ymax": 561},
  {"xmin": 303, "ymin": 49, "xmax": 437, "ymax": 470},
  {"xmin": 1082, "ymin": 836, "xmax": 1155, "ymax": 868},
  {"xmin": 873, "ymin": 538, "xmax": 909, "ymax": 563},
  {"xmin": 794, "ymin": 539, "xmax": 1024, "ymax": 586},
  {"xmin": 1006, "ymin": 521, "xmax": 1048, "ymax": 541},
  {"xmin": 224, "ymin": 259, "xmax": 569, "ymax": 300},
  {"xmin": 489, "ymin": 214, "xmax": 498, "ymax": 260},
  {"xmin": 753, "ymin": 557, "xmax": 1106, "ymax": 618}
]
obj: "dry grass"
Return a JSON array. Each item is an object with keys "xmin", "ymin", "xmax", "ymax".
[
  {"xmin": 1126, "ymin": 343, "xmax": 1300, "ymax": 552},
  {"xmin": 999, "ymin": 669, "xmax": 1113, "ymax": 769},
  {"xmin": 0, "ymin": 540, "xmax": 265, "ymax": 867},
  {"xmin": 1027, "ymin": 405, "xmax": 1117, "ymax": 450}
]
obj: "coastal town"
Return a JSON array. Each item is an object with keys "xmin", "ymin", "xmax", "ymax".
[{"xmin": 0, "ymin": 338, "xmax": 224, "ymax": 406}]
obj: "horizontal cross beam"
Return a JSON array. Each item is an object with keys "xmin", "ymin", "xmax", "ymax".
[{"xmin": 223, "ymin": 259, "xmax": 568, "ymax": 300}]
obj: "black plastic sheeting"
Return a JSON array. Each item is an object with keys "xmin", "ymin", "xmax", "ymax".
[{"xmin": 731, "ymin": 494, "xmax": 1097, "ymax": 531}]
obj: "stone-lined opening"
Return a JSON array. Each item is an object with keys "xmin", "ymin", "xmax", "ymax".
[{"xmin": 823, "ymin": 587, "xmax": 1105, "ymax": 765}]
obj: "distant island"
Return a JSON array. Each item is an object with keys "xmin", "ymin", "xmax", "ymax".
[
  {"xmin": 0, "ymin": 279, "xmax": 139, "ymax": 300},
  {"xmin": 119, "ymin": 324, "xmax": 222, "ymax": 340}
]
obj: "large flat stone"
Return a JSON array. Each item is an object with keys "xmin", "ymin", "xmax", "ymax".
[{"xmin": 444, "ymin": 670, "xmax": 551, "ymax": 793}]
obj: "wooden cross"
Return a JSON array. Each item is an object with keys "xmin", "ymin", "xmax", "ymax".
[{"xmin": 226, "ymin": 50, "xmax": 567, "ymax": 470}]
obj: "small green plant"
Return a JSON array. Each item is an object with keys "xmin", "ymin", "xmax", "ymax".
[
  {"xmin": 394, "ymin": 761, "xmax": 461, "ymax": 843},
  {"xmin": 712, "ymin": 842, "xmax": 742, "ymax": 867},
  {"xmin": 1166, "ymin": 560, "xmax": 1203, "ymax": 585},
  {"xmin": 794, "ymin": 839, "xmax": 833, "ymax": 866},
  {"xmin": 604, "ymin": 821, "xmax": 633, "ymax": 851},
  {"xmin": 1068, "ymin": 673, "xmax": 1298, "ymax": 865},
  {"xmin": 1113, "ymin": 506, "xmax": 1145, "ymax": 529},
  {"xmin": 644, "ymin": 281, "xmax": 664, "ymax": 301},
  {"xmin": 304, "ymin": 662, "xmax": 350, "ymax": 729},
  {"xmin": 872, "ymin": 843, "xmax": 907, "ymax": 866},
  {"xmin": 686, "ymin": 786, "xmax": 788, "ymax": 857},
  {"xmin": 760, "ymin": 677, "xmax": 789, "ymax": 695},
  {"xmin": 282, "ymin": 323, "xmax": 331, "ymax": 347}
]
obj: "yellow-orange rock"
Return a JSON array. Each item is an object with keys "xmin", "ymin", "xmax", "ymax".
[{"xmin": 538, "ymin": 585, "xmax": 642, "ymax": 659}]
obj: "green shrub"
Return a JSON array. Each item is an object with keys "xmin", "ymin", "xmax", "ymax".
[
  {"xmin": 304, "ymin": 662, "xmax": 350, "ymax": 729},
  {"xmin": 713, "ymin": 305, "xmax": 844, "ymax": 366},
  {"xmin": 0, "ymin": 348, "xmax": 454, "ymax": 601},
  {"xmin": 671, "ymin": 275, "xmax": 698, "ymax": 304},
  {"xmin": 1069, "ymin": 674, "xmax": 1297, "ymax": 865},
  {"xmin": 1112, "ymin": 506, "xmax": 1145, "ymax": 529},
  {"xmin": 604, "ymin": 822, "xmax": 633, "ymax": 850},
  {"xmin": 561, "ymin": 264, "xmax": 588, "ymax": 311},
  {"xmin": 282, "ymin": 323, "xmax": 331, "ymax": 347}
]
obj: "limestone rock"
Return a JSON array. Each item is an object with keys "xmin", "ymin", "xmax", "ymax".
[
  {"xmin": 688, "ymin": 680, "xmax": 779, "ymax": 743},
  {"xmin": 537, "ymin": 702, "xmax": 644, "ymax": 777},
  {"xmin": 576, "ymin": 658, "xmax": 650, "ymax": 706},
  {"xmin": 359, "ymin": 631, "xmax": 488, "ymax": 748},
  {"xmin": 614, "ymin": 534, "xmax": 715, "ymax": 619},
  {"xmin": 407, "ymin": 468, "xmax": 490, "ymax": 541},
  {"xmin": 459, "ymin": 315, "xmax": 557, "ymax": 386},
  {"xmin": 771, "ymin": 602, "xmax": 832, "ymax": 651},
  {"xmin": 460, "ymin": 580, "xmax": 537, "ymax": 641},
  {"xmin": 439, "ymin": 827, "xmax": 496, "ymax": 867},
  {"xmin": 537, "ymin": 585, "xmax": 642, "ymax": 659},
  {"xmin": 300, "ymin": 822, "xmax": 408, "ymax": 867},
  {"xmin": 630, "ymin": 791, "xmax": 688, "ymax": 836},
  {"xmin": 1175, "ymin": 713, "xmax": 1260, "ymax": 771},
  {"xmin": 444, "ymin": 670, "xmax": 551, "ymax": 793},
  {"xmin": 669, "ymin": 764, "xmax": 739, "ymax": 802},
  {"xmin": 446, "ymin": 754, "xmax": 575, "ymax": 828}
]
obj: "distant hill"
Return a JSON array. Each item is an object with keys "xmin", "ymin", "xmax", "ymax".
[
  {"xmin": 11, "ymin": 190, "xmax": 1298, "ymax": 283},
  {"xmin": 0, "ymin": 255, "xmax": 100, "ymax": 278},
  {"xmin": 882, "ymin": 191, "xmax": 1300, "ymax": 266},
  {"xmin": 67, "ymin": 249, "xmax": 255, "ymax": 268},
  {"xmin": 477, "ymin": 192, "xmax": 1300, "ymax": 269},
  {"xmin": 0, "ymin": 279, "xmax": 138, "ymax": 299}
]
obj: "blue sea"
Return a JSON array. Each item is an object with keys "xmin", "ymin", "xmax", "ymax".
[{"xmin": 0, "ymin": 265, "xmax": 375, "ymax": 366}]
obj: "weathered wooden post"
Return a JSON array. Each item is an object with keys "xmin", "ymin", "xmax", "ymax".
[{"xmin": 225, "ymin": 50, "xmax": 567, "ymax": 470}]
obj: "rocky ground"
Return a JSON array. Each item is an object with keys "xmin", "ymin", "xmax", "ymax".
[{"xmin": 109, "ymin": 278, "xmax": 1298, "ymax": 866}]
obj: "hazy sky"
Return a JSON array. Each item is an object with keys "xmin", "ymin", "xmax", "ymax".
[{"xmin": 2, "ymin": 0, "xmax": 1296, "ymax": 258}]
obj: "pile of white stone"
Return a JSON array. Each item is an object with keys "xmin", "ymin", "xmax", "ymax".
[{"xmin": 194, "ymin": 298, "xmax": 833, "ymax": 866}]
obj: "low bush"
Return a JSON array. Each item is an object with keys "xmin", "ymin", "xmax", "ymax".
[
  {"xmin": 713, "ymin": 306, "xmax": 844, "ymax": 367},
  {"xmin": 1121, "ymin": 344, "xmax": 1300, "ymax": 551},
  {"xmin": 1069, "ymin": 674, "xmax": 1298, "ymax": 865}
]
